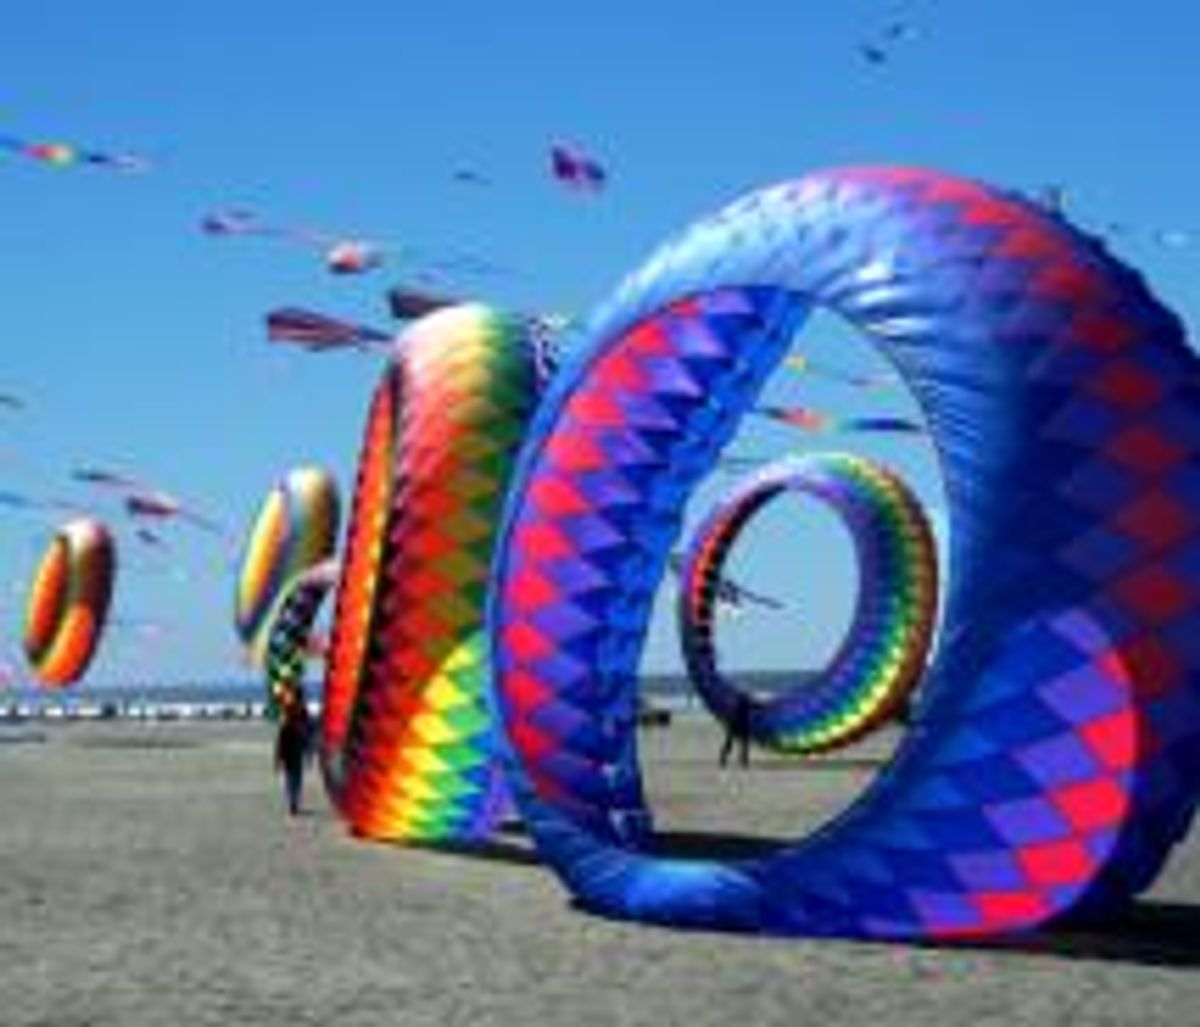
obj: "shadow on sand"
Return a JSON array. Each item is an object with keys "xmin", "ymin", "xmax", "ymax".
[
  {"xmin": 648, "ymin": 828, "xmax": 791, "ymax": 862},
  {"xmin": 751, "ymin": 756, "xmax": 890, "ymax": 774},
  {"xmin": 604, "ymin": 828, "xmax": 1200, "ymax": 968},
  {"xmin": 380, "ymin": 820, "xmax": 542, "ymax": 868},
  {"xmin": 375, "ymin": 817, "xmax": 1200, "ymax": 968},
  {"xmin": 963, "ymin": 901, "xmax": 1200, "ymax": 968},
  {"xmin": 667, "ymin": 756, "xmax": 890, "ymax": 774}
]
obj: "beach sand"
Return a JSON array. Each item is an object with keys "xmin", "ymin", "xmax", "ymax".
[{"xmin": 1, "ymin": 715, "xmax": 1197, "ymax": 1026}]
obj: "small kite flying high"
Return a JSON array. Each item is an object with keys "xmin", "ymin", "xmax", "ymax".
[
  {"xmin": 754, "ymin": 405, "xmax": 924, "ymax": 436},
  {"xmin": 0, "ymin": 131, "xmax": 150, "ymax": 173},
  {"xmin": 202, "ymin": 206, "xmax": 514, "ymax": 280},
  {"xmin": 71, "ymin": 467, "xmax": 228, "ymax": 537},
  {"xmin": 666, "ymin": 551, "xmax": 784, "ymax": 613},
  {"xmin": 550, "ymin": 143, "xmax": 607, "ymax": 193},
  {"xmin": 265, "ymin": 308, "xmax": 392, "ymax": 353}
]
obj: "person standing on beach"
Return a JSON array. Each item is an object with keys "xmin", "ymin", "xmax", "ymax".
[
  {"xmin": 274, "ymin": 693, "xmax": 314, "ymax": 816},
  {"xmin": 719, "ymin": 693, "xmax": 754, "ymax": 769}
]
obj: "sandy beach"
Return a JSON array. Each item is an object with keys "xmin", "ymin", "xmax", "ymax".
[{"xmin": 1, "ymin": 714, "xmax": 1197, "ymax": 1027}]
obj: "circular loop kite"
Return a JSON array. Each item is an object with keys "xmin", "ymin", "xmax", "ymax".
[
  {"xmin": 23, "ymin": 518, "xmax": 117, "ymax": 687},
  {"xmin": 488, "ymin": 166, "xmax": 1200, "ymax": 939},
  {"xmin": 233, "ymin": 466, "xmax": 340, "ymax": 668},
  {"xmin": 679, "ymin": 452, "xmax": 937, "ymax": 754},
  {"xmin": 321, "ymin": 304, "xmax": 545, "ymax": 842},
  {"xmin": 263, "ymin": 558, "xmax": 339, "ymax": 716}
]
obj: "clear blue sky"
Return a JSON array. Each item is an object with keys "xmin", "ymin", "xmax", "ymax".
[{"xmin": 1, "ymin": 1, "xmax": 1197, "ymax": 686}]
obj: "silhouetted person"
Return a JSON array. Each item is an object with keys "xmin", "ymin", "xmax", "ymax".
[
  {"xmin": 275, "ymin": 694, "xmax": 314, "ymax": 816},
  {"xmin": 720, "ymin": 693, "xmax": 754, "ymax": 768}
]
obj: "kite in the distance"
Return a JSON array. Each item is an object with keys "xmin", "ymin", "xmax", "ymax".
[
  {"xmin": 666, "ymin": 551, "xmax": 784, "ymax": 613},
  {"xmin": 71, "ymin": 467, "xmax": 228, "ymax": 537},
  {"xmin": 0, "ymin": 489, "xmax": 88, "ymax": 517},
  {"xmin": 202, "ymin": 207, "xmax": 513, "ymax": 279},
  {"xmin": 755, "ymin": 405, "xmax": 924, "ymax": 436},
  {"xmin": 72, "ymin": 467, "xmax": 142, "ymax": 490},
  {"xmin": 266, "ymin": 308, "xmax": 391, "ymax": 353},
  {"xmin": 550, "ymin": 143, "xmax": 607, "ymax": 193},
  {"xmin": 123, "ymin": 491, "xmax": 227, "ymax": 536},
  {"xmin": 324, "ymin": 239, "xmax": 386, "ymax": 275},
  {"xmin": 133, "ymin": 527, "xmax": 167, "ymax": 548},
  {"xmin": 452, "ymin": 168, "xmax": 492, "ymax": 187},
  {"xmin": 0, "ymin": 489, "xmax": 42, "ymax": 512},
  {"xmin": 202, "ymin": 208, "xmax": 383, "ymax": 275},
  {"xmin": 0, "ymin": 131, "xmax": 150, "ymax": 173},
  {"xmin": 200, "ymin": 209, "xmax": 262, "ymax": 235},
  {"xmin": 859, "ymin": 20, "xmax": 917, "ymax": 65}
]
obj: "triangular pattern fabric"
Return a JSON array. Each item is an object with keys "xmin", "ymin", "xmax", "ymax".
[
  {"xmin": 488, "ymin": 167, "xmax": 1200, "ymax": 939},
  {"xmin": 321, "ymin": 305, "xmax": 543, "ymax": 841}
]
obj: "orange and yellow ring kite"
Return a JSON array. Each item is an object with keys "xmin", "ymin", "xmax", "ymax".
[{"xmin": 23, "ymin": 518, "xmax": 117, "ymax": 687}]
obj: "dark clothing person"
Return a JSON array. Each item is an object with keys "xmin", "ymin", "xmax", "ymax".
[
  {"xmin": 720, "ymin": 694, "xmax": 754, "ymax": 768},
  {"xmin": 275, "ymin": 700, "xmax": 314, "ymax": 815}
]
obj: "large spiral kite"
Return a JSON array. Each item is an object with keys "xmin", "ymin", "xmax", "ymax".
[
  {"xmin": 679, "ymin": 452, "xmax": 937, "ymax": 754},
  {"xmin": 321, "ymin": 304, "xmax": 546, "ymax": 841},
  {"xmin": 487, "ymin": 166, "xmax": 1200, "ymax": 939}
]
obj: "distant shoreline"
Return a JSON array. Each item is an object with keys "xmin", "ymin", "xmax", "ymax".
[{"xmin": 0, "ymin": 671, "xmax": 812, "ymax": 721}]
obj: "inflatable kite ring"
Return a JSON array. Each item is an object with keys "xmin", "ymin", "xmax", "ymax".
[
  {"xmin": 488, "ymin": 166, "xmax": 1200, "ymax": 939},
  {"xmin": 263, "ymin": 558, "xmax": 339, "ymax": 715},
  {"xmin": 320, "ymin": 304, "xmax": 547, "ymax": 842},
  {"xmin": 23, "ymin": 518, "xmax": 116, "ymax": 687},
  {"xmin": 679, "ymin": 452, "xmax": 937, "ymax": 754},
  {"xmin": 234, "ymin": 466, "xmax": 340, "ymax": 669}
]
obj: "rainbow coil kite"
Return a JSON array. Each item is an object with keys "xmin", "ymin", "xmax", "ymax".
[
  {"xmin": 263, "ymin": 558, "xmax": 339, "ymax": 715},
  {"xmin": 23, "ymin": 518, "xmax": 116, "ymax": 686},
  {"xmin": 234, "ymin": 466, "xmax": 340, "ymax": 668},
  {"xmin": 679, "ymin": 452, "xmax": 937, "ymax": 753},
  {"xmin": 487, "ymin": 166, "xmax": 1200, "ymax": 939},
  {"xmin": 321, "ymin": 304, "xmax": 547, "ymax": 841}
]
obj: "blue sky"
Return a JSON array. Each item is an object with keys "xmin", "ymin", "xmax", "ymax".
[{"xmin": 1, "ymin": 1, "xmax": 1197, "ymax": 686}]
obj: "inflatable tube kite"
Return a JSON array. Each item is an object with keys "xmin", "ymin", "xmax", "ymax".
[
  {"xmin": 23, "ymin": 518, "xmax": 116, "ymax": 687},
  {"xmin": 263, "ymin": 558, "xmax": 339, "ymax": 715},
  {"xmin": 234, "ymin": 466, "xmax": 339, "ymax": 668},
  {"xmin": 488, "ymin": 166, "xmax": 1200, "ymax": 939},
  {"xmin": 321, "ymin": 304, "xmax": 546, "ymax": 841},
  {"xmin": 679, "ymin": 452, "xmax": 937, "ymax": 754}
]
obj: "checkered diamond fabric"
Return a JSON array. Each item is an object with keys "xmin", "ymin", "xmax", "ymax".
[{"xmin": 487, "ymin": 167, "xmax": 1200, "ymax": 938}]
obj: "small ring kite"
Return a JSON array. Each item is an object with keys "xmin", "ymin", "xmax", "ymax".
[
  {"xmin": 23, "ymin": 518, "xmax": 117, "ymax": 687},
  {"xmin": 263, "ymin": 558, "xmax": 339, "ymax": 716},
  {"xmin": 488, "ymin": 166, "xmax": 1200, "ymax": 940},
  {"xmin": 320, "ymin": 304, "xmax": 546, "ymax": 842},
  {"xmin": 679, "ymin": 452, "xmax": 937, "ymax": 754},
  {"xmin": 234, "ymin": 466, "xmax": 340, "ymax": 668}
]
